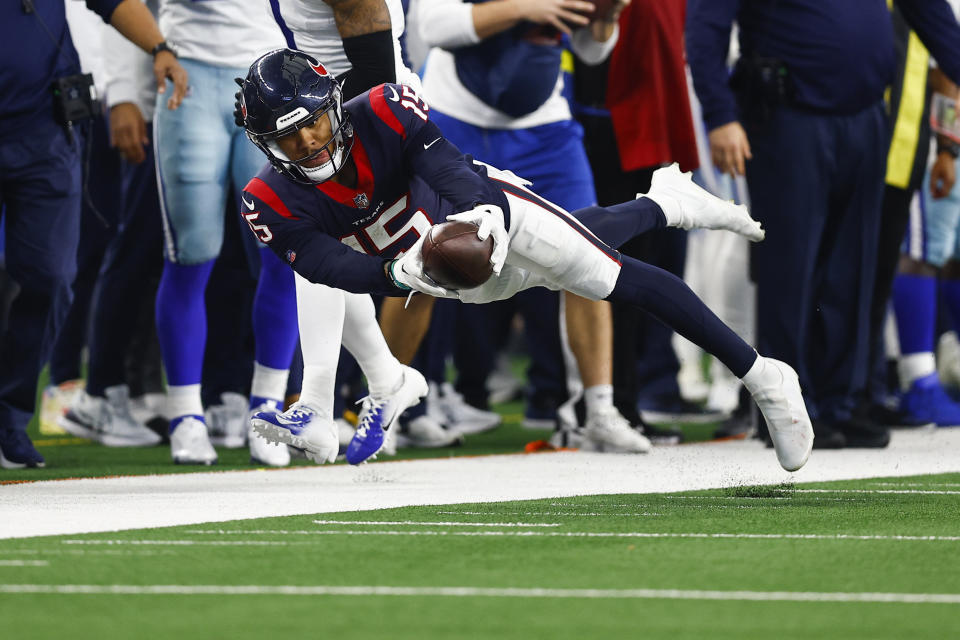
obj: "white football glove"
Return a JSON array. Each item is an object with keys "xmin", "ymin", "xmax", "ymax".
[
  {"xmin": 447, "ymin": 204, "xmax": 509, "ymax": 275},
  {"xmin": 388, "ymin": 232, "xmax": 457, "ymax": 299}
]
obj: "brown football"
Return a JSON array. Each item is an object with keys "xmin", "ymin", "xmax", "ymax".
[{"xmin": 420, "ymin": 221, "xmax": 494, "ymax": 290}]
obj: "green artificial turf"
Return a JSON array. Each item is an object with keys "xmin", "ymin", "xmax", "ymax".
[{"xmin": 1, "ymin": 473, "xmax": 958, "ymax": 639}]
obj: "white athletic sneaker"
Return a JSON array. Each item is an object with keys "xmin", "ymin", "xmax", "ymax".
[
  {"xmin": 251, "ymin": 402, "xmax": 338, "ymax": 465},
  {"xmin": 39, "ymin": 379, "xmax": 83, "ymax": 435},
  {"xmin": 742, "ymin": 357, "xmax": 813, "ymax": 472},
  {"xmin": 336, "ymin": 418, "xmax": 356, "ymax": 449},
  {"xmin": 938, "ymin": 331, "xmax": 960, "ymax": 390},
  {"xmin": 581, "ymin": 407, "xmax": 652, "ymax": 453},
  {"xmin": 247, "ymin": 405, "xmax": 291, "ymax": 467},
  {"xmin": 170, "ymin": 416, "xmax": 218, "ymax": 465},
  {"xmin": 646, "ymin": 164, "xmax": 765, "ymax": 241},
  {"xmin": 430, "ymin": 382, "xmax": 502, "ymax": 435},
  {"xmin": 60, "ymin": 385, "xmax": 162, "ymax": 447},
  {"xmin": 204, "ymin": 391, "xmax": 247, "ymax": 448},
  {"xmin": 394, "ymin": 415, "xmax": 462, "ymax": 449}
]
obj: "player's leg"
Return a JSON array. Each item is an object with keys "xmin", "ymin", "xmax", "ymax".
[
  {"xmin": 893, "ymin": 169, "xmax": 960, "ymax": 426},
  {"xmin": 231, "ymin": 119, "xmax": 298, "ymax": 466},
  {"xmin": 250, "ymin": 274, "xmax": 342, "ymax": 464},
  {"xmin": 502, "ymin": 191, "xmax": 813, "ymax": 471},
  {"xmin": 341, "ymin": 291, "xmax": 436, "ymax": 463},
  {"xmin": 154, "ymin": 58, "xmax": 232, "ymax": 465},
  {"xmin": 379, "ymin": 290, "xmax": 435, "ymax": 365}
]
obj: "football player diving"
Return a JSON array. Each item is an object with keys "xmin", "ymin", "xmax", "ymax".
[{"xmin": 238, "ymin": 48, "xmax": 814, "ymax": 471}]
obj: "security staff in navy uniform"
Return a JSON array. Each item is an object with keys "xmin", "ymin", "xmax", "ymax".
[
  {"xmin": 0, "ymin": 0, "xmax": 186, "ymax": 469},
  {"xmin": 687, "ymin": 0, "xmax": 960, "ymax": 448}
]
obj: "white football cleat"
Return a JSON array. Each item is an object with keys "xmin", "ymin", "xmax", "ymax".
[
  {"xmin": 251, "ymin": 402, "xmax": 338, "ymax": 465},
  {"xmin": 646, "ymin": 163, "xmax": 765, "ymax": 241},
  {"xmin": 247, "ymin": 404, "xmax": 291, "ymax": 467},
  {"xmin": 742, "ymin": 356, "xmax": 814, "ymax": 472},
  {"xmin": 394, "ymin": 414, "xmax": 462, "ymax": 449},
  {"xmin": 40, "ymin": 379, "xmax": 83, "ymax": 435},
  {"xmin": 204, "ymin": 391, "xmax": 248, "ymax": 448},
  {"xmin": 580, "ymin": 407, "xmax": 652, "ymax": 453},
  {"xmin": 170, "ymin": 416, "xmax": 218, "ymax": 465},
  {"xmin": 60, "ymin": 385, "xmax": 162, "ymax": 447},
  {"xmin": 429, "ymin": 382, "xmax": 501, "ymax": 435}
]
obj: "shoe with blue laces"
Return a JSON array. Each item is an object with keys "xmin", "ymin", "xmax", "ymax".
[
  {"xmin": 346, "ymin": 366, "xmax": 429, "ymax": 465},
  {"xmin": 900, "ymin": 373, "xmax": 960, "ymax": 427},
  {"xmin": 250, "ymin": 403, "xmax": 338, "ymax": 464},
  {"xmin": 0, "ymin": 429, "xmax": 45, "ymax": 469}
]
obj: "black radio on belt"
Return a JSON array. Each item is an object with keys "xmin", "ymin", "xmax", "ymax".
[
  {"xmin": 730, "ymin": 56, "xmax": 794, "ymax": 124},
  {"xmin": 51, "ymin": 73, "xmax": 98, "ymax": 128}
]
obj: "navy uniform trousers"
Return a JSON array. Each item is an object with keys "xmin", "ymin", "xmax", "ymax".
[
  {"xmin": 746, "ymin": 101, "xmax": 888, "ymax": 423},
  {"xmin": 0, "ymin": 119, "xmax": 83, "ymax": 436}
]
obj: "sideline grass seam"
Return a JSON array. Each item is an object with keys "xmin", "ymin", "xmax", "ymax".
[{"xmin": 2, "ymin": 584, "xmax": 959, "ymax": 604}]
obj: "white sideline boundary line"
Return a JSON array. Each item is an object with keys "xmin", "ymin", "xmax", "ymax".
[
  {"xmin": 3, "ymin": 427, "xmax": 960, "ymax": 539},
  {"xmin": 1, "ymin": 584, "xmax": 959, "ymax": 604},
  {"xmin": 61, "ymin": 531, "xmax": 960, "ymax": 543},
  {"xmin": 0, "ymin": 560, "xmax": 48, "ymax": 567}
]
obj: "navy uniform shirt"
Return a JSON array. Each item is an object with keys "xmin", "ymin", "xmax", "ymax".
[
  {"xmin": 686, "ymin": 0, "xmax": 960, "ymax": 130},
  {"xmin": 0, "ymin": 0, "xmax": 121, "ymax": 139},
  {"xmin": 242, "ymin": 83, "xmax": 511, "ymax": 297}
]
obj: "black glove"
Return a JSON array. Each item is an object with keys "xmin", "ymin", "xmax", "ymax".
[{"xmin": 233, "ymin": 77, "xmax": 245, "ymax": 128}]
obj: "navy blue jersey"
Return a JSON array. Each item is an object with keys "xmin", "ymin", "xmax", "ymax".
[{"xmin": 242, "ymin": 83, "xmax": 510, "ymax": 296}]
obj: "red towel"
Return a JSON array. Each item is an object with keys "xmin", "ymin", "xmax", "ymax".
[{"xmin": 606, "ymin": 0, "xmax": 698, "ymax": 173}]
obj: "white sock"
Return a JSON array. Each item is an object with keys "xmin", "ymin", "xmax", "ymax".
[
  {"xmin": 165, "ymin": 384, "xmax": 203, "ymax": 420},
  {"xmin": 341, "ymin": 291, "xmax": 404, "ymax": 397},
  {"xmin": 643, "ymin": 194, "xmax": 684, "ymax": 228},
  {"xmin": 738, "ymin": 352, "xmax": 771, "ymax": 395},
  {"xmin": 899, "ymin": 352, "xmax": 936, "ymax": 390},
  {"xmin": 294, "ymin": 273, "xmax": 346, "ymax": 413},
  {"xmin": 584, "ymin": 384, "xmax": 614, "ymax": 419},
  {"xmin": 250, "ymin": 362, "xmax": 289, "ymax": 407}
]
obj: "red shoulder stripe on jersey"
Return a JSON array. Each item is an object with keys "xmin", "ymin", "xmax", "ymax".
[
  {"xmin": 245, "ymin": 177, "xmax": 298, "ymax": 220},
  {"xmin": 369, "ymin": 84, "xmax": 406, "ymax": 139}
]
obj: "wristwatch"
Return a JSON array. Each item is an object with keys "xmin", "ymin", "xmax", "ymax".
[{"xmin": 151, "ymin": 41, "xmax": 177, "ymax": 58}]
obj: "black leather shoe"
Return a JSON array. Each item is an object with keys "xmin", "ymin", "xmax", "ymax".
[
  {"xmin": 861, "ymin": 401, "xmax": 933, "ymax": 429},
  {"xmin": 837, "ymin": 415, "xmax": 891, "ymax": 448},
  {"xmin": 811, "ymin": 419, "xmax": 847, "ymax": 449}
]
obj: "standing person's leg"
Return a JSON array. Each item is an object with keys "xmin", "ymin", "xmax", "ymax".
[
  {"xmin": 811, "ymin": 105, "xmax": 887, "ymax": 446},
  {"xmin": 154, "ymin": 59, "xmax": 232, "ymax": 465},
  {"xmin": 0, "ymin": 120, "xmax": 83, "ymax": 468},
  {"xmin": 894, "ymin": 156, "xmax": 960, "ymax": 426},
  {"xmin": 744, "ymin": 106, "xmax": 841, "ymax": 446},
  {"xmin": 59, "ymin": 124, "xmax": 163, "ymax": 448}
]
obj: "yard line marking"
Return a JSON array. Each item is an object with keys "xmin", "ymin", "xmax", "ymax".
[
  {"xmin": 310, "ymin": 519, "xmax": 560, "ymax": 528},
  {"xmin": 434, "ymin": 511, "xmax": 662, "ymax": 517},
  {"xmin": 0, "ymin": 560, "xmax": 48, "ymax": 567},
  {"xmin": 63, "ymin": 531, "xmax": 960, "ymax": 543},
  {"xmin": 1, "ymin": 584, "xmax": 959, "ymax": 604},
  {"xmin": 795, "ymin": 489, "xmax": 960, "ymax": 495},
  {"xmin": 869, "ymin": 483, "xmax": 960, "ymax": 488}
]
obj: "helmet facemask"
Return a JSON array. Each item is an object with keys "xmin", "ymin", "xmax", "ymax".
[{"xmin": 247, "ymin": 85, "xmax": 354, "ymax": 185}]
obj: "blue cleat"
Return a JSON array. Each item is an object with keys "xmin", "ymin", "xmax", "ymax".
[
  {"xmin": 346, "ymin": 366, "xmax": 428, "ymax": 465},
  {"xmin": 900, "ymin": 373, "xmax": 960, "ymax": 427},
  {"xmin": 250, "ymin": 403, "xmax": 338, "ymax": 464},
  {"xmin": 0, "ymin": 429, "xmax": 45, "ymax": 469}
]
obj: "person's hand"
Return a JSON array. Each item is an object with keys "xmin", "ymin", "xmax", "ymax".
[
  {"xmin": 447, "ymin": 204, "xmax": 509, "ymax": 275},
  {"xmin": 154, "ymin": 50, "xmax": 188, "ymax": 110},
  {"xmin": 513, "ymin": 0, "xmax": 593, "ymax": 34},
  {"xmin": 589, "ymin": 0, "xmax": 629, "ymax": 41},
  {"xmin": 109, "ymin": 103, "xmax": 149, "ymax": 164},
  {"xmin": 388, "ymin": 232, "xmax": 457, "ymax": 298},
  {"xmin": 931, "ymin": 151, "xmax": 957, "ymax": 200},
  {"xmin": 708, "ymin": 121, "xmax": 752, "ymax": 177}
]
